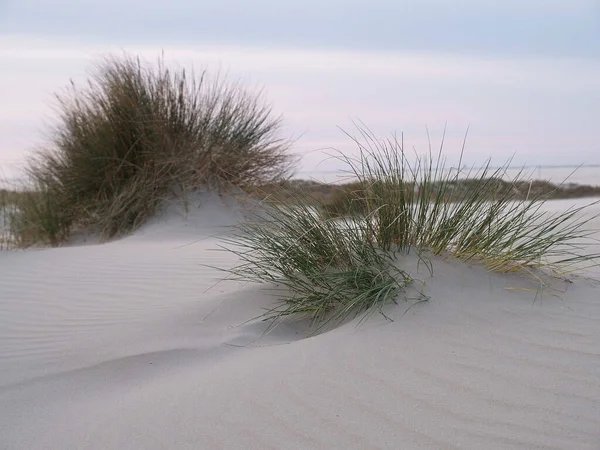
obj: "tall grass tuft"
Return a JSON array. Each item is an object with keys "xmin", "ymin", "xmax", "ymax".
[
  {"xmin": 223, "ymin": 125, "xmax": 599, "ymax": 329},
  {"xmin": 17, "ymin": 54, "xmax": 295, "ymax": 244},
  {"xmin": 221, "ymin": 194, "xmax": 412, "ymax": 331},
  {"xmin": 332, "ymin": 125, "xmax": 600, "ymax": 273}
]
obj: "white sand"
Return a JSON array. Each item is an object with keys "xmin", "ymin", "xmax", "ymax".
[{"xmin": 1, "ymin": 194, "xmax": 599, "ymax": 449}]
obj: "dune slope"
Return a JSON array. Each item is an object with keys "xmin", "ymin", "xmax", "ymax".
[{"xmin": 1, "ymin": 195, "xmax": 599, "ymax": 450}]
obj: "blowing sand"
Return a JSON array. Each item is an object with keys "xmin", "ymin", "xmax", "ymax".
[{"xmin": 1, "ymin": 194, "xmax": 599, "ymax": 449}]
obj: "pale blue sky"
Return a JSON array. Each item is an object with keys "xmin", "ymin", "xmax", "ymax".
[
  {"xmin": 2, "ymin": 0, "xmax": 599, "ymax": 57},
  {"xmin": 1, "ymin": 0, "xmax": 599, "ymax": 180}
]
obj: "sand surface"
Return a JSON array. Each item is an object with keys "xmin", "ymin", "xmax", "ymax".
[{"xmin": 1, "ymin": 194, "xmax": 600, "ymax": 449}]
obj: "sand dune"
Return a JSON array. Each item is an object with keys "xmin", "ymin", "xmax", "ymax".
[{"xmin": 1, "ymin": 194, "xmax": 599, "ymax": 449}]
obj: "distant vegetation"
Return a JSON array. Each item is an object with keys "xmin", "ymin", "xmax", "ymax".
[
  {"xmin": 318, "ymin": 177, "xmax": 600, "ymax": 218},
  {"xmin": 246, "ymin": 175, "xmax": 600, "ymax": 217}
]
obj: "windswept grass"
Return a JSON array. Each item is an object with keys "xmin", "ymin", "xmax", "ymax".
[
  {"xmin": 222, "ymin": 125, "xmax": 600, "ymax": 329},
  {"xmin": 221, "ymin": 194, "xmax": 412, "ymax": 331},
  {"xmin": 13, "ymin": 54, "xmax": 295, "ymax": 246},
  {"xmin": 332, "ymin": 126, "xmax": 600, "ymax": 273}
]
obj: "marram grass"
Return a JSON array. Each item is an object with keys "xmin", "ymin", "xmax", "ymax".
[
  {"xmin": 222, "ymin": 126, "xmax": 600, "ymax": 329},
  {"xmin": 332, "ymin": 125, "xmax": 600, "ymax": 273},
  {"xmin": 220, "ymin": 196, "xmax": 413, "ymax": 331},
  {"xmin": 12, "ymin": 54, "xmax": 295, "ymax": 246}
]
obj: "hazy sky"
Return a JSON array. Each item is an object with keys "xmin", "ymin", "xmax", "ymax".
[{"xmin": 1, "ymin": 0, "xmax": 599, "ymax": 180}]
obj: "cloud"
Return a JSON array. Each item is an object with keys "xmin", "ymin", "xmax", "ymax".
[
  {"xmin": 5, "ymin": 0, "xmax": 595, "ymax": 15},
  {"xmin": 2, "ymin": 36, "xmax": 598, "ymax": 90},
  {"xmin": 0, "ymin": 36, "xmax": 598, "ymax": 180},
  {"xmin": 1, "ymin": 1, "xmax": 598, "ymax": 58}
]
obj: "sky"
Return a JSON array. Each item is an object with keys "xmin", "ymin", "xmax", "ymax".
[{"xmin": 1, "ymin": 0, "xmax": 599, "ymax": 181}]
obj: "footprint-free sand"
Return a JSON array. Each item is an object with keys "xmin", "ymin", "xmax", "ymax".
[{"xmin": 1, "ymin": 194, "xmax": 599, "ymax": 449}]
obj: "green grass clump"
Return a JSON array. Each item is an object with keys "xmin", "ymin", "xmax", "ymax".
[
  {"xmin": 223, "ymin": 125, "xmax": 599, "ymax": 329},
  {"xmin": 221, "ymin": 195, "xmax": 412, "ymax": 331},
  {"xmin": 334, "ymin": 126, "xmax": 600, "ymax": 272},
  {"xmin": 15, "ymin": 54, "xmax": 295, "ymax": 245}
]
